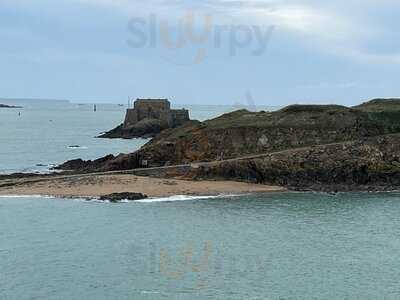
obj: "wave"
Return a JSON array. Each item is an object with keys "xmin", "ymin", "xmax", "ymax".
[
  {"xmin": 0, "ymin": 194, "xmax": 241, "ymax": 203},
  {"xmin": 67, "ymin": 145, "xmax": 88, "ymax": 149},
  {"xmin": 74, "ymin": 194, "xmax": 239, "ymax": 203},
  {"xmin": 135, "ymin": 194, "xmax": 239, "ymax": 203}
]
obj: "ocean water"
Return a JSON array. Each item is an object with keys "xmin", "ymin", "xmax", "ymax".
[
  {"xmin": 0, "ymin": 100, "xmax": 246, "ymax": 174},
  {"xmin": 1, "ymin": 192, "xmax": 400, "ymax": 299},
  {"xmin": 1, "ymin": 101, "xmax": 400, "ymax": 299}
]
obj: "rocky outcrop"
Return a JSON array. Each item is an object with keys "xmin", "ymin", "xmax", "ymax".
[
  {"xmin": 99, "ymin": 192, "xmax": 148, "ymax": 202},
  {"xmin": 0, "ymin": 104, "xmax": 22, "ymax": 108},
  {"xmin": 58, "ymin": 99, "xmax": 400, "ymax": 191},
  {"xmin": 99, "ymin": 99, "xmax": 191, "ymax": 139},
  {"xmin": 98, "ymin": 119, "xmax": 165, "ymax": 139}
]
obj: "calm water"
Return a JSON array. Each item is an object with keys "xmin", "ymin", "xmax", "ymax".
[
  {"xmin": 0, "ymin": 100, "xmax": 246, "ymax": 174},
  {"xmin": 1, "ymin": 101, "xmax": 400, "ymax": 299},
  {"xmin": 1, "ymin": 193, "xmax": 400, "ymax": 299}
]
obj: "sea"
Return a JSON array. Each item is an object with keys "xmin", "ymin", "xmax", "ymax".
[{"xmin": 1, "ymin": 100, "xmax": 400, "ymax": 299}]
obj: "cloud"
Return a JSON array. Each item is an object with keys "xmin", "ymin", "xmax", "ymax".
[
  {"xmin": 209, "ymin": 0, "xmax": 400, "ymax": 65},
  {"xmin": 3, "ymin": 0, "xmax": 400, "ymax": 65}
]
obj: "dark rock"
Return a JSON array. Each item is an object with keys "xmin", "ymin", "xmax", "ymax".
[
  {"xmin": 98, "ymin": 119, "xmax": 164, "ymax": 139},
  {"xmin": 189, "ymin": 134, "xmax": 400, "ymax": 192},
  {"xmin": 54, "ymin": 154, "xmax": 116, "ymax": 172},
  {"xmin": 99, "ymin": 192, "xmax": 148, "ymax": 202},
  {"xmin": 0, "ymin": 104, "xmax": 22, "ymax": 108}
]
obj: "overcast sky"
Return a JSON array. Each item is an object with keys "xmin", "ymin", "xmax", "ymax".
[{"xmin": 1, "ymin": 0, "xmax": 399, "ymax": 105}]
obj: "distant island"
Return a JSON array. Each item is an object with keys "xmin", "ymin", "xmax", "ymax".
[
  {"xmin": 0, "ymin": 97, "xmax": 69, "ymax": 103},
  {"xmin": 0, "ymin": 104, "xmax": 22, "ymax": 108},
  {"xmin": 0, "ymin": 98, "xmax": 70, "ymax": 107}
]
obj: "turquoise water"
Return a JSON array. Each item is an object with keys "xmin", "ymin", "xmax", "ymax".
[
  {"xmin": 1, "ymin": 101, "xmax": 400, "ymax": 299},
  {"xmin": 0, "ymin": 102, "xmax": 145, "ymax": 174},
  {"xmin": 1, "ymin": 192, "xmax": 400, "ymax": 299}
]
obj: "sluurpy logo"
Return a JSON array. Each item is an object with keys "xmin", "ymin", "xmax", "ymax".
[
  {"xmin": 127, "ymin": 11, "xmax": 275, "ymax": 66},
  {"xmin": 126, "ymin": 240, "xmax": 270, "ymax": 290}
]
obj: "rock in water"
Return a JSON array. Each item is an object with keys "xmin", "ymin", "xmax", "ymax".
[
  {"xmin": 98, "ymin": 119, "xmax": 164, "ymax": 139},
  {"xmin": 0, "ymin": 104, "xmax": 22, "ymax": 108},
  {"xmin": 99, "ymin": 99, "xmax": 191, "ymax": 139},
  {"xmin": 99, "ymin": 192, "xmax": 148, "ymax": 202}
]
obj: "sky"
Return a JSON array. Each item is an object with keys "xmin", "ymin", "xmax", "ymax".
[{"xmin": 1, "ymin": 0, "xmax": 400, "ymax": 106}]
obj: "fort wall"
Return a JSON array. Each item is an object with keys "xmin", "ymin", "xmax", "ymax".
[{"xmin": 123, "ymin": 99, "xmax": 189, "ymax": 128}]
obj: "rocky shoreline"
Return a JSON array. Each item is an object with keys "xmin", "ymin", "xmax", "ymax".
[
  {"xmin": 186, "ymin": 134, "xmax": 400, "ymax": 193},
  {"xmin": 3, "ymin": 98, "xmax": 400, "ymax": 195}
]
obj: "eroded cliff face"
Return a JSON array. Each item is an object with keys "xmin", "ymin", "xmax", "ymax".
[{"xmin": 188, "ymin": 134, "xmax": 400, "ymax": 192}]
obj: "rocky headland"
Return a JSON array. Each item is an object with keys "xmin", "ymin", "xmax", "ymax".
[{"xmin": 55, "ymin": 98, "xmax": 400, "ymax": 192}]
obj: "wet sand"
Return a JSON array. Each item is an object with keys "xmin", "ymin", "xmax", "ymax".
[{"xmin": 0, "ymin": 174, "xmax": 286, "ymax": 199}]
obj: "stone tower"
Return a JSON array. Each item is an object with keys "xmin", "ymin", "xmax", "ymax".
[{"xmin": 123, "ymin": 99, "xmax": 190, "ymax": 128}]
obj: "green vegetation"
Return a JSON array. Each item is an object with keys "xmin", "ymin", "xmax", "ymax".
[{"xmin": 353, "ymin": 98, "xmax": 400, "ymax": 112}]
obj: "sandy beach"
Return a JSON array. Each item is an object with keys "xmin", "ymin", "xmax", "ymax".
[{"xmin": 0, "ymin": 174, "xmax": 285, "ymax": 199}]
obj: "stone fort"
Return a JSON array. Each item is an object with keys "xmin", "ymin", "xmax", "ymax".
[{"xmin": 124, "ymin": 99, "xmax": 190, "ymax": 128}]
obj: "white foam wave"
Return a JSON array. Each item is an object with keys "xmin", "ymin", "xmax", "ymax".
[
  {"xmin": 67, "ymin": 146, "xmax": 88, "ymax": 149},
  {"xmin": 141, "ymin": 291, "xmax": 161, "ymax": 294},
  {"xmin": 0, "ymin": 194, "xmax": 240, "ymax": 203},
  {"xmin": 136, "ymin": 194, "xmax": 237, "ymax": 203}
]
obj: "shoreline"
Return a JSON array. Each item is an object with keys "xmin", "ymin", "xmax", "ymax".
[{"xmin": 0, "ymin": 174, "xmax": 286, "ymax": 199}]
